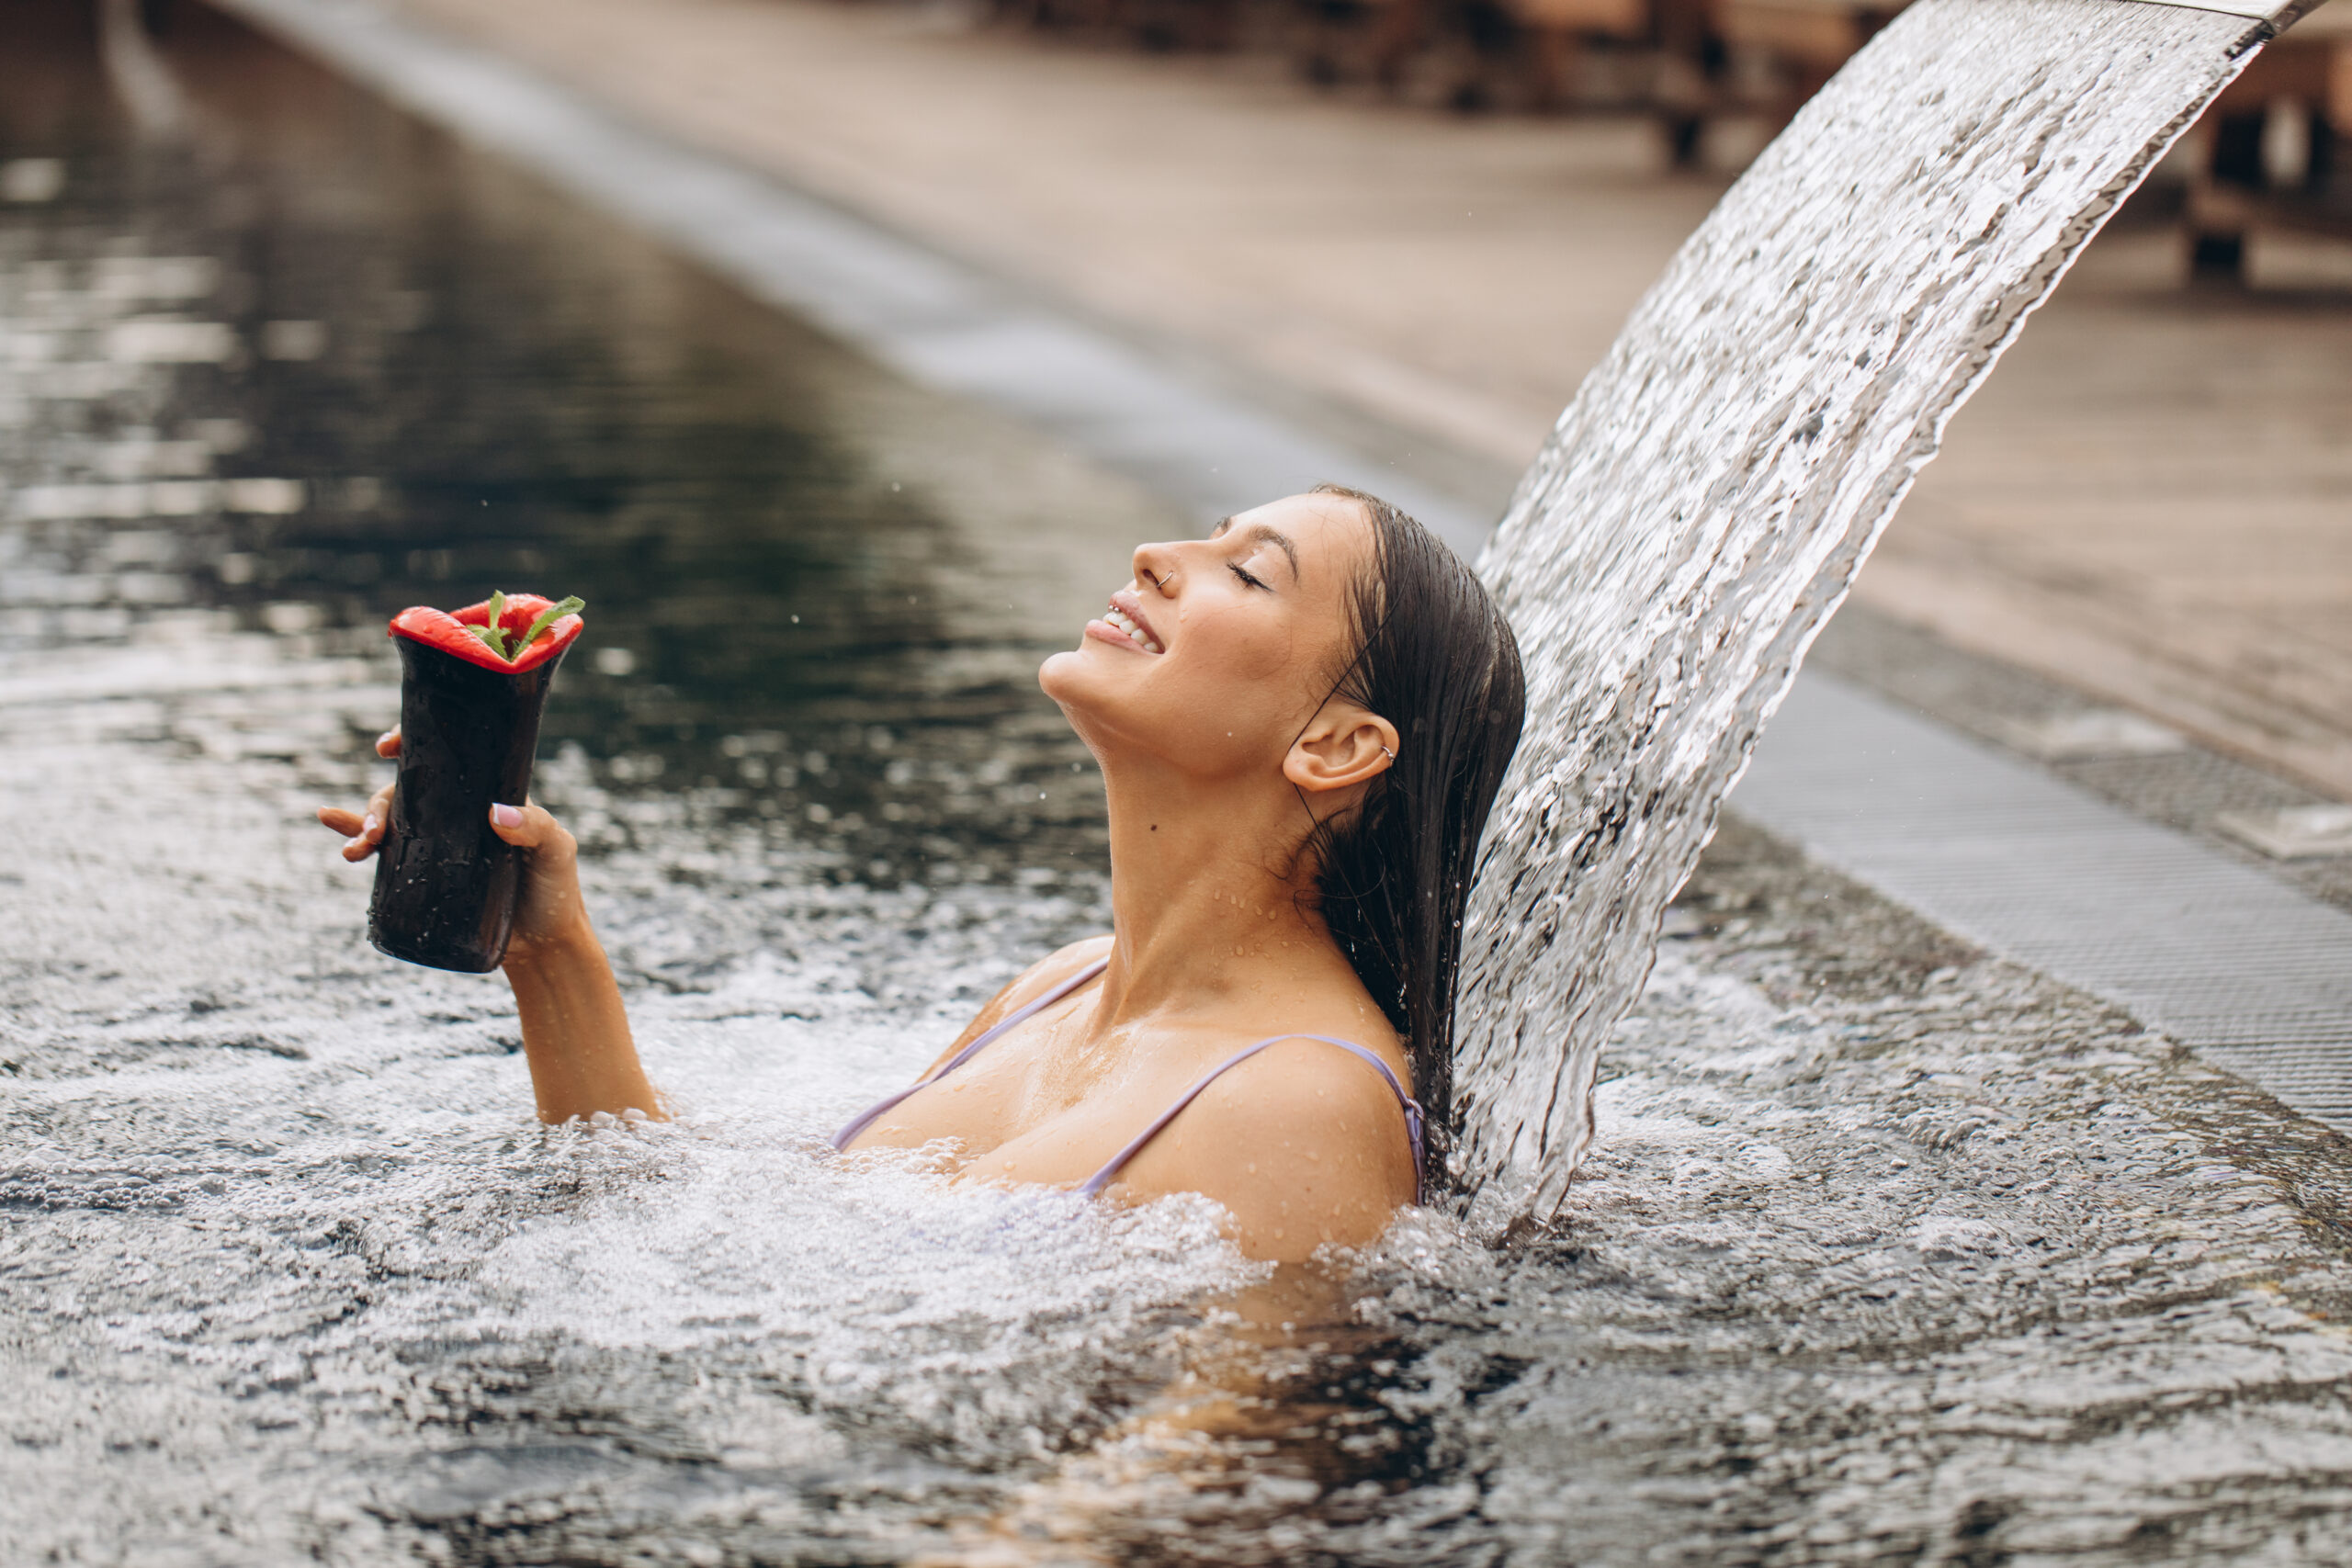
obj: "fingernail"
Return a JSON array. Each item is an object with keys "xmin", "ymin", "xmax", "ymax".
[
  {"xmin": 376, "ymin": 730, "xmax": 396, "ymax": 749},
  {"xmin": 361, "ymin": 813, "xmax": 379, "ymax": 840},
  {"xmin": 491, "ymin": 803, "xmax": 523, "ymax": 828}
]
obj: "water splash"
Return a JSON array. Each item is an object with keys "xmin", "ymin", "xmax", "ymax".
[{"xmin": 1453, "ymin": 0, "xmax": 2301, "ymax": 1218}]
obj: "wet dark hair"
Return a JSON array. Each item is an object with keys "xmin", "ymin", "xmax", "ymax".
[{"xmin": 1295, "ymin": 483, "xmax": 1525, "ymax": 1163}]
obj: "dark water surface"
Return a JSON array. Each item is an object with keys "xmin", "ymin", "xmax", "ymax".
[
  {"xmin": 9, "ymin": 4, "xmax": 2352, "ymax": 1564},
  {"xmin": 3, "ymin": 0, "xmax": 1158, "ymax": 889}
]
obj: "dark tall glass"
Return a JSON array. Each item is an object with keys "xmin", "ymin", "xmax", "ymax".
[{"xmin": 367, "ymin": 637, "xmax": 567, "ymax": 972}]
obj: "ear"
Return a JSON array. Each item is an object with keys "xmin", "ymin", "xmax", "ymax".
[{"xmin": 1282, "ymin": 704, "xmax": 1400, "ymax": 795}]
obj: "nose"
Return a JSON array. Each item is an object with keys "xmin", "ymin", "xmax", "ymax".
[{"xmin": 1134, "ymin": 540, "xmax": 1181, "ymax": 596}]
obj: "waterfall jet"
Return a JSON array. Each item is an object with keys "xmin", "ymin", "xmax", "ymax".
[{"xmin": 1453, "ymin": 0, "xmax": 2329, "ymax": 1225}]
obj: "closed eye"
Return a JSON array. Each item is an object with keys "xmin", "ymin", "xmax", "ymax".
[{"xmin": 1228, "ymin": 562, "xmax": 1269, "ymax": 592}]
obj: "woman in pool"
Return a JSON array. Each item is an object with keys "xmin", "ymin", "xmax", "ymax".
[{"xmin": 320, "ymin": 485, "xmax": 1523, "ymax": 1261}]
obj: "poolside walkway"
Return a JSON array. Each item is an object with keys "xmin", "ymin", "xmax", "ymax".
[{"xmin": 384, "ymin": 0, "xmax": 2352, "ymax": 798}]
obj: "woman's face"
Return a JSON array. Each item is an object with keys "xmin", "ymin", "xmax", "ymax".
[{"xmin": 1039, "ymin": 492, "xmax": 1375, "ymax": 783}]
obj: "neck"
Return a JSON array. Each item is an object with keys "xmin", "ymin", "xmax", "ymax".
[{"xmin": 1090, "ymin": 759, "xmax": 1341, "ymax": 1029}]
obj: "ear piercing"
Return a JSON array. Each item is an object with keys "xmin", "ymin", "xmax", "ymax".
[{"xmin": 1380, "ymin": 746, "xmax": 1397, "ymax": 761}]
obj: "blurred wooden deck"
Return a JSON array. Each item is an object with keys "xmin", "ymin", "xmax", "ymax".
[{"xmin": 394, "ymin": 0, "xmax": 2352, "ymax": 797}]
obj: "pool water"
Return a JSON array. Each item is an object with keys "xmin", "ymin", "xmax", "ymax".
[{"xmin": 8, "ymin": 4, "xmax": 2352, "ymax": 1563}]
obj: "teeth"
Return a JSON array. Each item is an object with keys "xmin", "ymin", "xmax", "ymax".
[{"xmin": 1101, "ymin": 606, "xmax": 1161, "ymax": 654}]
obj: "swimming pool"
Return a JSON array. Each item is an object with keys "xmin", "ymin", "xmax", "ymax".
[{"xmin": 8, "ymin": 3, "xmax": 2352, "ymax": 1562}]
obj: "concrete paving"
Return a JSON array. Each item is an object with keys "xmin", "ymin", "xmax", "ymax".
[
  {"xmin": 1867, "ymin": 241, "xmax": 2352, "ymax": 803},
  {"xmin": 370, "ymin": 0, "xmax": 2352, "ymax": 804},
  {"xmin": 384, "ymin": 0, "xmax": 1702, "ymax": 476}
]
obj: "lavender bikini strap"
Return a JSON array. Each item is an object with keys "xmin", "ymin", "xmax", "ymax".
[
  {"xmin": 830, "ymin": 957, "xmax": 1108, "ymax": 1151},
  {"xmin": 1078, "ymin": 1034, "xmax": 1427, "ymax": 1202}
]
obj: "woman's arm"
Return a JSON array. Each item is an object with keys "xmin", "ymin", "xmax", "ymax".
[
  {"xmin": 488, "ymin": 801, "xmax": 662, "ymax": 1122},
  {"xmin": 318, "ymin": 729, "xmax": 662, "ymax": 1123}
]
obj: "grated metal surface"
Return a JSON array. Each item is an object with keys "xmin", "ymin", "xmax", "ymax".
[
  {"xmin": 1736, "ymin": 671, "xmax": 2352, "ymax": 1130},
  {"xmin": 1804, "ymin": 603, "xmax": 2352, "ymax": 915}
]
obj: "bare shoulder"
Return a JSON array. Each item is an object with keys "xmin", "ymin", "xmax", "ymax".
[
  {"xmin": 1113, "ymin": 1035, "xmax": 1419, "ymax": 1263},
  {"xmin": 923, "ymin": 934, "xmax": 1112, "ymax": 1073},
  {"xmin": 1010, "ymin": 933, "xmax": 1114, "ymax": 1004}
]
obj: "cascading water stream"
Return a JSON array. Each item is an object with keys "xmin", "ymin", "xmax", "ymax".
[{"xmin": 1452, "ymin": 0, "xmax": 2323, "ymax": 1220}]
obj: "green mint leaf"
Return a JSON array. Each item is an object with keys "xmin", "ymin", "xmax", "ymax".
[
  {"xmin": 517, "ymin": 594, "xmax": 585, "ymax": 653},
  {"xmin": 484, "ymin": 590, "xmax": 510, "ymax": 656},
  {"xmin": 465, "ymin": 624, "xmax": 508, "ymax": 660}
]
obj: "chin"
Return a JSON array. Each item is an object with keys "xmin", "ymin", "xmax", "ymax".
[
  {"xmin": 1040, "ymin": 646, "xmax": 1147, "ymax": 756},
  {"xmin": 1038, "ymin": 640, "xmax": 1127, "ymax": 704},
  {"xmin": 1038, "ymin": 646, "xmax": 1083, "ymax": 701},
  {"xmin": 1037, "ymin": 649, "xmax": 1107, "ymax": 725}
]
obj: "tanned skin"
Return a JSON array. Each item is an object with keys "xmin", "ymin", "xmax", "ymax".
[{"xmin": 321, "ymin": 492, "xmax": 1418, "ymax": 1262}]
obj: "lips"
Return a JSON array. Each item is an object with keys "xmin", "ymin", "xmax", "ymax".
[{"xmin": 1098, "ymin": 587, "xmax": 1165, "ymax": 655}]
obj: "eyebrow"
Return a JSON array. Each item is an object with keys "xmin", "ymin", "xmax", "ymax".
[{"xmin": 1210, "ymin": 518, "xmax": 1301, "ymax": 581}]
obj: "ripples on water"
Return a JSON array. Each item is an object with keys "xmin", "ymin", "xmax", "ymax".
[{"xmin": 7, "ymin": 2, "xmax": 2352, "ymax": 1562}]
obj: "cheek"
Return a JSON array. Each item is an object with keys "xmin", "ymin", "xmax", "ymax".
[
  {"xmin": 1044, "ymin": 600, "xmax": 1328, "ymax": 771},
  {"xmin": 1146, "ymin": 608, "xmax": 1320, "ymax": 750},
  {"xmin": 1177, "ymin": 601, "xmax": 1302, "ymax": 682}
]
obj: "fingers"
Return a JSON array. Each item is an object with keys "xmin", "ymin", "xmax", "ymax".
[
  {"xmin": 316, "ymin": 803, "xmax": 386, "ymax": 862},
  {"xmin": 488, "ymin": 798, "xmax": 571, "ymax": 852},
  {"xmin": 314, "ymin": 729, "xmax": 400, "ymax": 863},
  {"xmin": 320, "ymin": 780, "xmax": 395, "ymax": 861},
  {"xmin": 344, "ymin": 817, "xmax": 383, "ymax": 862}
]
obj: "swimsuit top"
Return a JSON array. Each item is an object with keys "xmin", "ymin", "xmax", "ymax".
[{"xmin": 831, "ymin": 957, "xmax": 1426, "ymax": 1201}]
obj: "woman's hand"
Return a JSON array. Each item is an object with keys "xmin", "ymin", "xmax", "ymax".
[
  {"xmin": 315, "ymin": 725, "xmax": 658, "ymax": 1121},
  {"xmin": 483, "ymin": 795, "xmax": 589, "ymax": 953},
  {"xmin": 314, "ymin": 726, "xmax": 586, "ymax": 955}
]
